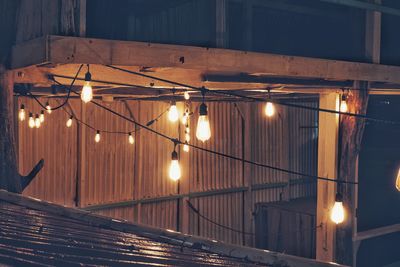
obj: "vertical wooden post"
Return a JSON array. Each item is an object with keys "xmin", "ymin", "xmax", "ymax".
[
  {"xmin": 365, "ymin": 0, "xmax": 381, "ymax": 64},
  {"xmin": 77, "ymin": 0, "xmax": 86, "ymax": 37},
  {"xmin": 215, "ymin": 0, "xmax": 227, "ymax": 48},
  {"xmin": 316, "ymin": 93, "xmax": 339, "ymax": 262},
  {"xmin": 0, "ymin": 68, "xmax": 21, "ymax": 193}
]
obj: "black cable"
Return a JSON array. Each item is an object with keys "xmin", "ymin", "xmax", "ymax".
[
  {"xmin": 30, "ymin": 64, "xmax": 83, "ymax": 111},
  {"xmin": 105, "ymin": 64, "xmax": 400, "ymax": 126},
  {"xmin": 61, "ymin": 88, "xmax": 357, "ymax": 185},
  {"xmin": 186, "ymin": 200, "xmax": 322, "ymax": 238}
]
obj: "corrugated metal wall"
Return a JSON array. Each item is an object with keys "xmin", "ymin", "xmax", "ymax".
[{"xmin": 18, "ymin": 97, "xmax": 317, "ymax": 246}]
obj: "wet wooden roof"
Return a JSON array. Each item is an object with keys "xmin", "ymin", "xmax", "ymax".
[{"xmin": 0, "ymin": 190, "xmax": 346, "ymax": 267}]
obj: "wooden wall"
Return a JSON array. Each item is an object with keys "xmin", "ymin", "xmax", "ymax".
[{"xmin": 18, "ymin": 97, "xmax": 317, "ymax": 246}]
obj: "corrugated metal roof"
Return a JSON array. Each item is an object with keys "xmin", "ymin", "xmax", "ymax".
[{"xmin": 0, "ymin": 190, "xmax": 346, "ymax": 267}]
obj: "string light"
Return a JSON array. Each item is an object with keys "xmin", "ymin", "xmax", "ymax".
[
  {"xmin": 28, "ymin": 113, "xmax": 35, "ymax": 128},
  {"xmin": 66, "ymin": 116, "xmax": 73, "ymax": 128},
  {"xmin": 45, "ymin": 102, "xmax": 52, "ymax": 114},
  {"xmin": 183, "ymin": 143, "xmax": 189, "ymax": 152},
  {"xmin": 196, "ymin": 103, "xmax": 211, "ymax": 142},
  {"xmin": 81, "ymin": 64, "xmax": 93, "ymax": 103},
  {"xmin": 330, "ymin": 193, "xmax": 345, "ymax": 224},
  {"xmin": 340, "ymin": 91, "xmax": 348, "ymax": 113},
  {"xmin": 18, "ymin": 104, "xmax": 26, "ymax": 121},
  {"xmin": 181, "ymin": 109, "xmax": 189, "ymax": 125},
  {"xmin": 34, "ymin": 114, "xmax": 41, "ymax": 128},
  {"xmin": 168, "ymin": 101, "xmax": 179, "ymax": 122},
  {"xmin": 95, "ymin": 130, "xmax": 101, "ymax": 143},
  {"xmin": 184, "ymin": 91, "xmax": 190, "ymax": 100},
  {"xmin": 39, "ymin": 111, "xmax": 45, "ymax": 123},
  {"xmin": 169, "ymin": 145, "xmax": 181, "ymax": 181},
  {"xmin": 128, "ymin": 132, "xmax": 135, "ymax": 144},
  {"xmin": 396, "ymin": 168, "xmax": 400, "ymax": 192},
  {"xmin": 264, "ymin": 89, "xmax": 275, "ymax": 117}
]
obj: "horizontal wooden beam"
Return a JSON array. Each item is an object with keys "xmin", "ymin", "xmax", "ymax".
[
  {"xmin": 320, "ymin": 0, "xmax": 400, "ymax": 17},
  {"xmin": 355, "ymin": 224, "xmax": 400, "ymax": 242},
  {"xmin": 11, "ymin": 35, "xmax": 400, "ymax": 85}
]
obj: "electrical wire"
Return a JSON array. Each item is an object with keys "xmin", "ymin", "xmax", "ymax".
[
  {"xmin": 57, "ymin": 87, "xmax": 357, "ymax": 185},
  {"xmin": 104, "ymin": 64, "xmax": 400, "ymax": 126},
  {"xmin": 186, "ymin": 200, "xmax": 322, "ymax": 238},
  {"xmin": 30, "ymin": 64, "xmax": 83, "ymax": 111}
]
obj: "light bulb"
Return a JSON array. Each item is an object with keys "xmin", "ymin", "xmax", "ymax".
[
  {"xmin": 181, "ymin": 112, "xmax": 188, "ymax": 125},
  {"xmin": 169, "ymin": 150, "xmax": 181, "ymax": 181},
  {"xmin": 196, "ymin": 103, "xmax": 211, "ymax": 142},
  {"xmin": 39, "ymin": 111, "xmax": 45, "ymax": 123},
  {"xmin": 185, "ymin": 133, "xmax": 191, "ymax": 142},
  {"xmin": 81, "ymin": 81, "xmax": 93, "ymax": 103},
  {"xmin": 66, "ymin": 116, "xmax": 73, "ymax": 127},
  {"xmin": 19, "ymin": 104, "xmax": 26, "ymax": 121},
  {"xmin": 183, "ymin": 144, "xmax": 189, "ymax": 152},
  {"xmin": 95, "ymin": 130, "xmax": 100, "ymax": 143},
  {"xmin": 265, "ymin": 101, "xmax": 275, "ymax": 117},
  {"xmin": 184, "ymin": 91, "xmax": 190, "ymax": 100},
  {"xmin": 34, "ymin": 114, "xmax": 41, "ymax": 128},
  {"xmin": 168, "ymin": 102, "xmax": 179, "ymax": 122},
  {"xmin": 128, "ymin": 133, "xmax": 134, "ymax": 144},
  {"xmin": 28, "ymin": 113, "xmax": 35, "ymax": 128},
  {"xmin": 330, "ymin": 193, "xmax": 345, "ymax": 224},
  {"xmin": 45, "ymin": 102, "xmax": 52, "ymax": 114},
  {"xmin": 396, "ymin": 168, "xmax": 400, "ymax": 192},
  {"xmin": 340, "ymin": 96, "xmax": 348, "ymax": 113}
]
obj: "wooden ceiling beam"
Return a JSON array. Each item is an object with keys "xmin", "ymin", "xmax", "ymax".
[{"xmin": 11, "ymin": 35, "xmax": 400, "ymax": 85}]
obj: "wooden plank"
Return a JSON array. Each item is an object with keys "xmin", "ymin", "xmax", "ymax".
[
  {"xmin": 365, "ymin": 0, "xmax": 381, "ymax": 64},
  {"xmin": 316, "ymin": 93, "xmax": 339, "ymax": 262},
  {"xmin": 10, "ymin": 35, "xmax": 400, "ymax": 84},
  {"xmin": 354, "ymin": 224, "xmax": 400, "ymax": 241}
]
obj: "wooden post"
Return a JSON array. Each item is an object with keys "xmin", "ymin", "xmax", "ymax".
[
  {"xmin": 77, "ymin": 100, "xmax": 87, "ymax": 207},
  {"xmin": 0, "ymin": 68, "xmax": 21, "ymax": 193},
  {"xmin": 179, "ymin": 102, "xmax": 190, "ymax": 234},
  {"xmin": 316, "ymin": 93, "xmax": 339, "ymax": 262}
]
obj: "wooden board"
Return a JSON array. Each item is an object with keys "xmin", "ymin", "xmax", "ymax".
[{"xmin": 10, "ymin": 35, "xmax": 400, "ymax": 84}]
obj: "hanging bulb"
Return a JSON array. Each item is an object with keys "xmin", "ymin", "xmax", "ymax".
[
  {"xmin": 196, "ymin": 103, "xmax": 211, "ymax": 142},
  {"xmin": 340, "ymin": 94, "xmax": 348, "ymax": 113},
  {"xmin": 28, "ymin": 113, "xmax": 35, "ymax": 128},
  {"xmin": 396, "ymin": 168, "xmax": 400, "ymax": 192},
  {"xmin": 168, "ymin": 101, "xmax": 179, "ymax": 122},
  {"xmin": 128, "ymin": 133, "xmax": 135, "ymax": 144},
  {"xmin": 265, "ymin": 101, "xmax": 275, "ymax": 117},
  {"xmin": 66, "ymin": 116, "xmax": 73, "ymax": 128},
  {"xmin": 185, "ymin": 133, "xmax": 191, "ymax": 142},
  {"xmin": 181, "ymin": 109, "xmax": 189, "ymax": 125},
  {"xmin": 45, "ymin": 102, "xmax": 52, "ymax": 114},
  {"xmin": 330, "ymin": 193, "xmax": 345, "ymax": 224},
  {"xmin": 81, "ymin": 67, "xmax": 93, "ymax": 103},
  {"xmin": 169, "ymin": 149, "xmax": 181, "ymax": 181},
  {"xmin": 184, "ymin": 91, "xmax": 190, "ymax": 100},
  {"xmin": 19, "ymin": 104, "xmax": 26, "ymax": 121},
  {"xmin": 39, "ymin": 111, "xmax": 45, "ymax": 123},
  {"xmin": 95, "ymin": 130, "xmax": 101, "ymax": 143},
  {"xmin": 183, "ymin": 143, "xmax": 189, "ymax": 152},
  {"xmin": 34, "ymin": 114, "xmax": 41, "ymax": 128}
]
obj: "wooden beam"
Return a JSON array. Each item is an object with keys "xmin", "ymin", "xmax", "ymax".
[
  {"xmin": 11, "ymin": 35, "xmax": 400, "ymax": 84},
  {"xmin": 320, "ymin": 0, "xmax": 400, "ymax": 17},
  {"xmin": 355, "ymin": 224, "xmax": 400, "ymax": 242},
  {"xmin": 316, "ymin": 93, "xmax": 339, "ymax": 262}
]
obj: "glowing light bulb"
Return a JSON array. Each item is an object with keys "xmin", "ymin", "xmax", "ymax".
[
  {"xmin": 95, "ymin": 130, "xmax": 100, "ymax": 143},
  {"xmin": 184, "ymin": 91, "xmax": 190, "ymax": 100},
  {"xmin": 196, "ymin": 103, "xmax": 211, "ymax": 142},
  {"xmin": 265, "ymin": 102, "xmax": 275, "ymax": 117},
  {"xmin": 19, "ymin": 104, "xmax": 26, "ymax": 121},
  {"xmin": 66, "ymin": 116, "xmax": 73, "ymax": 127},
  {"xmin": 181, "ymin": 110, "xmax": 189, "ymax": 125},
  {"xmin": 128, "ymin": 133, "xmax": 135, "ymax": 144},
  {"xmin": 396, "ymin": 168, "xmax": 400, "ymax": 192},
  {"xmin": 169, "ymin": 150, "xmax": 181, "ymax": 181},
  {"xmin": 39, "ymin": 111, "xmax": 45, "ymax": 123},
  {"xmin": 183, "ymin": 144, "xmax": 189, "ymax": 152},
  {"xmin": 340, "ymin": 95, "xmax": 348, "ymax": 113},
  {"xmin": 331, "ymin": 193, "xmax": 345, "ymax": 224},
  {"xmin": 168, "ymin": 102, "xmax": 179, "ymax": 122},
  {"xmin": 28, "ymin": 113, "xmax": 35, "ymax": 128},
  {"xmin": 34, "ymin": 114, "xmax": 41, "ymax": 128},
  {"xmin": 185, "ymin": 133, "xmax": 191, "ymax": 142},
  {"xmin": 46, "ymin": 102, "xmax": 52, "ymax": 114},
  {"xmin": 81, "ymin": 81, "xmax": 93, "ymax": 103}
]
